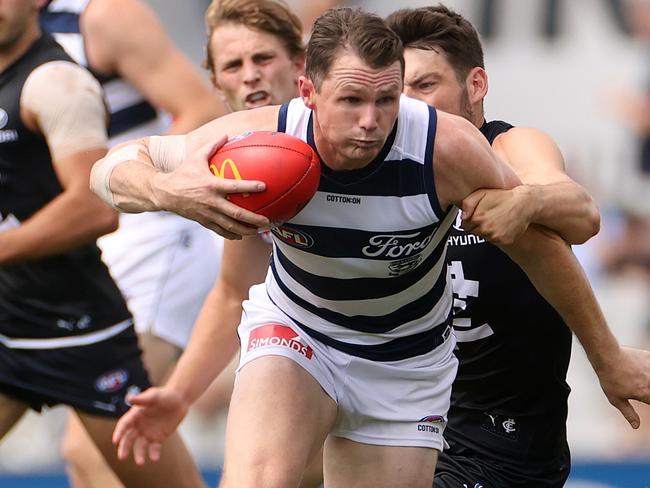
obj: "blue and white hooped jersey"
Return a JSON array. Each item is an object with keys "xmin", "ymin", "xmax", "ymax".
[
  {"xmin": 40, "ymin": 0, "xmax": 167, "ymax": 144},
  {"xmin": 267, "ymin": 95, "xmax": 456, "ymax": 362}
]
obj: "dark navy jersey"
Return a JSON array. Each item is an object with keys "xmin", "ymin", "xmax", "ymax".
[
  {"xmin": 0, "ymin": 34, "xmax": 130, "ymax": 339},
  {"xmin": 444, "ymin": 120, "xmax": 572, "ymax": 466}
]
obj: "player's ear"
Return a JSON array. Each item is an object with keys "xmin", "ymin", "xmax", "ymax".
[
  {"xmin": 299, "ymin": 76, "xmax": 316, "ymax": 109},
  {"xmin": 466, "ymin": 67, "xmax": 488, "ymax": 104}
]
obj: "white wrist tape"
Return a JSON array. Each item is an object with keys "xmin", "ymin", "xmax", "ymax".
[
  {"xmin": 149, "ymin": 135, "xmax": 187, "ymax": 172},
  {"xmin": 91, "ymin": 144, "xmax": 141, "ymax": 208}
]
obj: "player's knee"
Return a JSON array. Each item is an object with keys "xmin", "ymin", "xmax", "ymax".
[
  {"xmin": 221, "ymin": 458, "xmax": 305, "ymax": 488},
  {"xmin": 221, "ymin": 473, "xmax": 299, "ymax": 488}
]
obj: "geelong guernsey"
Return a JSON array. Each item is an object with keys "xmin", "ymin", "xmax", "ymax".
[
  {"xmin": 269, "ymin": 96, "xmax": 456, "ymax": 362},
  {"xmin": 0, "ymin": 34, "xmax": 131, "ymax": 341},
  {"xmin": 40, "ymin": 0, "xmax": 165, "ymax": 143},
  {"xmin": 41, "ymin": 0, "xmax": 191, "ymax": 240},
  {"xmin": 445, "ymin": 120, "xmax": 572, "ymax": 465}
]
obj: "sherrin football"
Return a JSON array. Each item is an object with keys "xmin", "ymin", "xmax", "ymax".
[{"xmin": 209, "ymin": 131, "xmax": 320, "ymax": 223}]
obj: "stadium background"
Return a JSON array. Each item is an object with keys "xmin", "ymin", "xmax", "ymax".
[{"xmin": 1, "ymin": 0, "xmax": 649, "ymax": 486}]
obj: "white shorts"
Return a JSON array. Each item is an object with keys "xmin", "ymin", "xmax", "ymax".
[
  {"xmin": 98, "ymin": 213, "xmax": 223, "ymax": 349},
  {"xmin": 237, "ymin": 284, "xmax": 458, "ymax": 451}
]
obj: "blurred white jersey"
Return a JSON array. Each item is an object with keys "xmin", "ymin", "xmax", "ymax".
[{"xmin": 42, "ymin": 0, "xmax": 223, "ymax": 348}]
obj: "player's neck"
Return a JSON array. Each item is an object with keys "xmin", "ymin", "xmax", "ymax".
[
  {"xmin": 0, "ymin": 25, "xmax": 40, "ymax": 73},
  {"xmin": 468, "ymin": 104, "xmax": 485, "ymax": 129}
]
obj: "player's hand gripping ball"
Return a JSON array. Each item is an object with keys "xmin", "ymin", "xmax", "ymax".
[{"xmin": 209, "ymin": 131, "xmax": 320, "ymax": 223}]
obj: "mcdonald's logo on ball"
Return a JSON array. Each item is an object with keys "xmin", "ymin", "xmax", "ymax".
[{"xmin": 208, "ymin": 131, "xmax": 320, "ymax": 223}]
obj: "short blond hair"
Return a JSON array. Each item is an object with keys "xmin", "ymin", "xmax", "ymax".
[{"xmin": 204, "ymin": 0, "xmax": 304, "ymax": 73}]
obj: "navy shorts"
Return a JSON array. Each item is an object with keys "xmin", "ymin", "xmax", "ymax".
[
  {"xmin": 434, "ymin": 447, "xmax": 570, "ymax": 488},
  {"xmin": 0, "ymin": 323, "xmax": 151, "ymax": 418}
]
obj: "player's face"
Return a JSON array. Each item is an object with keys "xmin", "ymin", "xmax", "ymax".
[
  {"xmin": 0, "ymin": 0, "xmax": 39, "ymax": 52},
  {"xmin": 303, "ymin": 51, "xmax": 402, "ymax": 170},
  {"xmin": 403, "ymin": 47, "xmax": 473, "ymax": 121},
  {"xmin": 209, "ymin": 23, "xmax": 304, "ymax": 112}
]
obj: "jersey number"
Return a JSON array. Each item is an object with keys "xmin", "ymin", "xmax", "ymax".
[{"xmin": 448, "ymin": 260, "xmax": 494, "ymax": 342}]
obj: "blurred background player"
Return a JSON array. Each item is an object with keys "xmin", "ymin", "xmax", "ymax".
[
  {"xmin": 40, "ymin": 0, "xmax": 225, "ymax": 486},
  {"xmin": 386, "ymin": 5, "xmax": 621, "ymax": 487},
  {"xmin": 603, "ymin": 0, "xmax": 650, "ymax": 278},
  {"xmin": 0, "ymin": 0, "xmax": 204, "ymax": 487}
]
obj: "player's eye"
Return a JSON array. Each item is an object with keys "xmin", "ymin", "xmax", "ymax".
[
  {"xmin": 256, "ymin": 54, "xmax": 275, "ymax": 64},
  {"xmin": 341, "ymin": 96, "xmax": 361, "ymax": 104},
  {"xmin": 223, "ymin": 62, "xmax": 241, "ymax": 72},
  {"xmin": 377, "ymin": 96, "xmax": 396, "ymax": 105}
]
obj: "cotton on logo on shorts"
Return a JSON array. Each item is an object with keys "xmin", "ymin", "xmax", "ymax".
[
  {"xmin": 247, "ymin": 324, "xmax": 313, "ymax": 359},
  {"xmin": 417, "ymin": 415, "xmax": 445, "ymax": 434}
]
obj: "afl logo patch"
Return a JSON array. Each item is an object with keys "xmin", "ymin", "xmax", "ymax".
[
  {"xmin": 272, "ymin": 225, "xmax": 314, "ymax": 248},
  {"xmin": 0, "ymin": 109, "xmax": 8, "ymax": 129},
  {"xmin": 95, "ymin": 369, "xmax": 129, "ymax": 392},
  {"xmin": 419, "ymin": 415, "xmax": 445, "ymax": 423}
]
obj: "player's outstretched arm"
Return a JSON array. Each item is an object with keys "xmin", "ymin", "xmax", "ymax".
[
  {"xmin": 435, "ymin": 111, "xmax": 650, "ymax": 428},
  {"xmin": 0, "ymin": 63, "xmax": 114, "ymax": 264},
  {"xmin": 90, "ymin": 107, "xmax": 279, "ymax": 238},
  {"xmin": 501, "ymin": 226, "xmax": 650, "ymax": 428},
  {"xmin": 114, "ymin": 237, "xmax": 272, "ymax": 463},
  {"xmin": 461, "ymin": 127, "xmax": 599, "ymax": 245},
  {"xmin": 83, "ymin": 0, "xmax": 225, "ymax": 133}
]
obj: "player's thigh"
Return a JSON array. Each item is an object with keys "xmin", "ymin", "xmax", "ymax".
[
  {"xmin": 138, "ymin": 332, "xmax": 181, "ymax": 386},
  {"xmin": 224, "ymin": 355, "xmax": 337, "ymax": 478},
  {"xmin": 300, "ymin": 446, "xmax": 324, "ymax": 488},
  {"xmin": 324, "ymin": 435, "xmax": 438, "ymax": 488},
  {"xmin": 62, "ymin": 411, "xmax": 124, "ymax": 488},
  {"xmin": 76, "ymin": 411, "xmax": 205, "ymax": 488},
  {"xmin": 62, "ymin": 411, "xmax": 112, "ymax": 468},
  {"xmin": 0, "ymin": 393, "xmax": 27, "ymax": 439}
]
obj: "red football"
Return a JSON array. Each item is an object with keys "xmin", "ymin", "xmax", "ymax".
[{"xmin": 209, "ymin": 131, "xmax": 320, "ymax": 222}]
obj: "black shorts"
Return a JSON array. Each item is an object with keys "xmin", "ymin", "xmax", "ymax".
[
  {"xmin": 434, "ymin": 448, "xmax": 570, "ymax": 488},
  {"xmin": 0, "ymin": 323, "xmax": 151, "ymax": 418}
]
